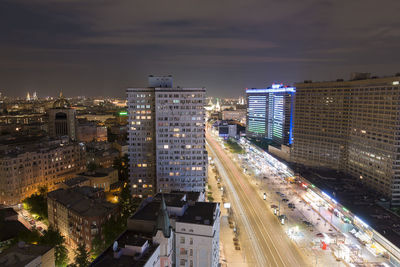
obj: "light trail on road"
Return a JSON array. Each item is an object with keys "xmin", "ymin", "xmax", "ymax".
[{"xmin": 206, "ymin": 132, "xmax": 308, "ymax": 267}]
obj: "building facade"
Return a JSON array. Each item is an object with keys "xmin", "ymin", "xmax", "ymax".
[
  {"xmin": 126, "ymin": 192, "xmax": 220, "ymax": 267},
  {"xmin": 48, "ymin": 96, "xmax": 77, "ymax": 140},
  {"xmin": 47, "ymin": 187, "xmax": 119, "ymax": 250},
  {"xmin": 246, "ymin": 84, "xmax": 295, "ymax": 145},
  {"xmin": 127, "ymin": 76, "xmax": 207, "ymax": 197},
  {"xmin": 221, "ymin": 109, "xmax": 246, "ymax": 124},
  {"xmin": 292, "ymin": 75, "xmax": 400, "ymax": 204},
  {"xmin": 0, "ymin": 140, "xmax": 86, "ymax": 205}
]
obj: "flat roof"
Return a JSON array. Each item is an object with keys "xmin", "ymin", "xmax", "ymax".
[
  {"xmin": 48, "ymin": 187, "xmax": 117, "ymax": 218},
  {"xmin": 90, "ymin": 230, "xmax": 159, "ymax": 267},
  {"xmin": 296, "ymin": 166, "xmax": 400, "ymax": 248},
  {"xmin": 178, "ymin": 202, "xmax": 218, "ymax": 226},
  {"xmin": 0, "ymin": 243, "xmax": 53, "ymax": 267}
]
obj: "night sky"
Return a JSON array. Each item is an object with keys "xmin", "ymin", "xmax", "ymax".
[{"xmin": 1, "ymin": 0, "xmax": 399, "ymax": 98}]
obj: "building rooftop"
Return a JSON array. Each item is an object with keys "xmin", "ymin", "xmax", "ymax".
[
  {"xmin": 131, "ymin": 192, "xmax": 217, "ymax": 227},
  {"xmin": 0, "ymin": 208, "xmax": 18, "ymax": 220},
  {"xmin": 178, "ymin": 202, "xmax": 218, "ymax": 226},
  {"xmin": 0, "ymin": 220, "xmax": 29, "ymax": 242},
  {"xmin": 63, "ymin": 176, "xmax": 89, "ymax": 187},
  {"xmin": 294, "ymin": 73, "xmax": 400, "ymax": 86},
  {"xmin": 79, "ymin": 167, "xmax": 115, "ymax": 178},
  {"xmin": 0, "ymin": 243, "xmax": 53, "ymax": 267},
  {"xmin": 90, "ymin": 231, "xmax": 159, "ymax": 267},
  {"xmin": 48, "ymin": 186, "xmax": 117, "ymax": 218},
  {"xmin": 296, "ymin": 166, "xmax": 400, "ymax": 248}
]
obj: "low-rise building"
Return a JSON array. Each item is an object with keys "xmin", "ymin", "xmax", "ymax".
[
  {"xmin": 0, "ymin": 243, "xmax": 55, "ymax": 267},
  {"xmin": 47, "ymin": 186, "xmax": 119, "ymax": 250},
  {"xmin": 112, "ymin": 140, "xmax": 128, "ymax": 156},
  {"xmin": 221, "ymin": 109, "xmax": 246, "ymax": 124},
  {"xmin": 76, "ymin": 119, "xmax": 107, "ymax": 142},
  {"xmin": 127, "ymin": 192, "xmax": 220, "ymax": 267},
  {"xmin": 87, "ymin": 148, "xmax": 120, "ymax": 168},
  {"xmin": 91, "ymin": 196, "xmax": 173, "ymax": 267},
  {"xmin": 78, "ymin": 168, "xmax": 118, "ymax": 191}
]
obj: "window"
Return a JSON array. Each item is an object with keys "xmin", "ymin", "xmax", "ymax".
[{"xmin": 180, "ymin": 237, "xmax": 185, "ymax": 244}]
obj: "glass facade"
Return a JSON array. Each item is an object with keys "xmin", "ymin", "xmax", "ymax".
[{"xmin": 246, "ymin": 84, "xmax": 295, "ymax": 145}]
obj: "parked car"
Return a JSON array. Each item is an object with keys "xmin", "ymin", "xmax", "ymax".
[{"xmin": 282, "ymin": 198, "xmax": 289, "ymax": 202}]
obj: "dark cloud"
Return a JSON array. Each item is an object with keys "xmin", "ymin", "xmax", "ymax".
[{"xmin": 0, "ymin": 0, "xmax": 399, "ymax": 98}]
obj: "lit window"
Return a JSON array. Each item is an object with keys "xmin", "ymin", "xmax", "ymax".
[
  {"xmin": 173, "ymin": 128, "xmax": 180, "ymax": 132},
  {"xmin": 164, "ymin": 145, "xmax": 169, "ymax": 149},
  {"xmin": 133, "ymin": 184, "xmax": 137, "ymax": 188},
  {"xmin": 138, "ymin": 179, "xmax": 142, "ymax": 183}
]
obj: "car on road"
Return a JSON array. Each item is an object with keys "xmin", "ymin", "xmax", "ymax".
[
  {"xmin": 270, "ymin": 204, "xmax": 278, "ymax": 209},
  {"xmin": 316, "ymin": 233, "xmax": 324, "ymax": 237},
  {"xmin": 302, "ymin": 220, "xmax": 313, "ymax": 227},
  {"xmin": 278, "ymin": 215, "xmax": 287, "ymax": 225},
  {"xmin": 282, "ymin": 198, "xmax": 289, "ymax": 202},
  {"xmin": 288, "ymin": 203, "xmax": 296, "ymax": 209},
  {"xmin": 275, "ymin": 191, "xmax": 281, "ymax": 195},
  {"xmin": 29, "ymin": 220, "xmax": 35, "ymax": 225}
]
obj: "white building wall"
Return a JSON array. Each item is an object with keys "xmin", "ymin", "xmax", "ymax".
[{"xmin": 174, "ymin": 210, "xmax": 220, "ymax": 267}]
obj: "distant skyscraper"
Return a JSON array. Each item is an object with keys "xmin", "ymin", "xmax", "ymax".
[
  {"xmin": 48, "ymin": 93, "xmax": 77, "ymax": 140},
  {"xmin": 26, "ymin": 92, "xmax": 31, "ymax": 101},
  {"xmin": 127, "ymin": 76, "xmax": 207, "ymax": 197},
  {"xmin": 33, "ymin": 91, "xmax": 38, "ymax": 100},
  {"xmin": 292, "ymin": 74, "xmax": 400, "ymax": 205},
  {"xmin": 246, "ymin": 84, "xmax": 295, "ymax": 145}
]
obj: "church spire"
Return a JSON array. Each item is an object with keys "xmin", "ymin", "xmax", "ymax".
[{"xmin": 153, "ymin": 194, "xmax": 171, "ymax": 238}]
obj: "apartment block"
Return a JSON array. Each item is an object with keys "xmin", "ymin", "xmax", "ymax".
[
  {"xmin": 0, "ymin": 138, "xmax": 86, "ymax": 205},
  {"xmin": 127, "ymin": 76, "xmax": 207, "ymax": 197},
  {"xmin": 292, "ymin": 74, "xmax": 400, "ymax": 204},
  {"xmin": 47, "ymin": 186, "xmax": 119, "ymax": 250},
  {"xmin": 246, "ymin": 84, "xmax": 295, "ymax": 145}
]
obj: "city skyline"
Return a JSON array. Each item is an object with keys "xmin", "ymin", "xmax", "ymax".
[{"xmin": 1, "ymin": 0, "xmax": 399, "ymax": 98}]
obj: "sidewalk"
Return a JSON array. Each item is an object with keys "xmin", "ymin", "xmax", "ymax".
[{"xmin": 207, "ymin": 166, "xmax": 248, "ymax": 267}]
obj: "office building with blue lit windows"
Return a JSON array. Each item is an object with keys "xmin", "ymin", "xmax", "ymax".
[{"xmin": 245, "ymin": 84, "xmax": 295, "ymax": 145}]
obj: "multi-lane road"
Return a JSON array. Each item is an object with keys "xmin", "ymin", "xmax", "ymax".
[{"xmin": 206, "ymin": 132, "xmax": 309, "ymax": 267}]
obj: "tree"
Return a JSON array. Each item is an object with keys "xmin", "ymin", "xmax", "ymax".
[
  {"xmin": 87, "ymin": 161, "xmax": 99, "ymax": 172},
  {"xmin": 23, "ymin": 193, "xmax": 48, "ymax": 220},
  {"xmin": 113, "ymin": 154, "xmax": 129, "ymax": 181},
  {"xmin": 74, "ymin": 242, "xmax": 90, "ymax": 267},
  {"xmin": 119, "ymin": 182, "xmax": 135, "ymax": 220},
  {"xmin": 40, "ymin": 227, "xmax": 68, "ymax": 267},
  {"xmin": 38, "ymin": 185, "xmax": 48, "ymax": 196}
]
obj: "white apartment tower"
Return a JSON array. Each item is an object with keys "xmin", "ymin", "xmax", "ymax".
[{"xmin": 127, "ymin": 76, "xmax": 207, "ymax": 197}]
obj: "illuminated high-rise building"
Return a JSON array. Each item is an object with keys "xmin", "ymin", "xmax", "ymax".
[
  {"xmin": 127, "ymin": 76, "xmax": 207, "ymax": 197},
  {"xmin": 246, "ymin": 84, "xmax": 295, "ymax": 145},
  {"xmin": 292, "ymin": 74, "xmax": 400, "ymax": 205}
]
